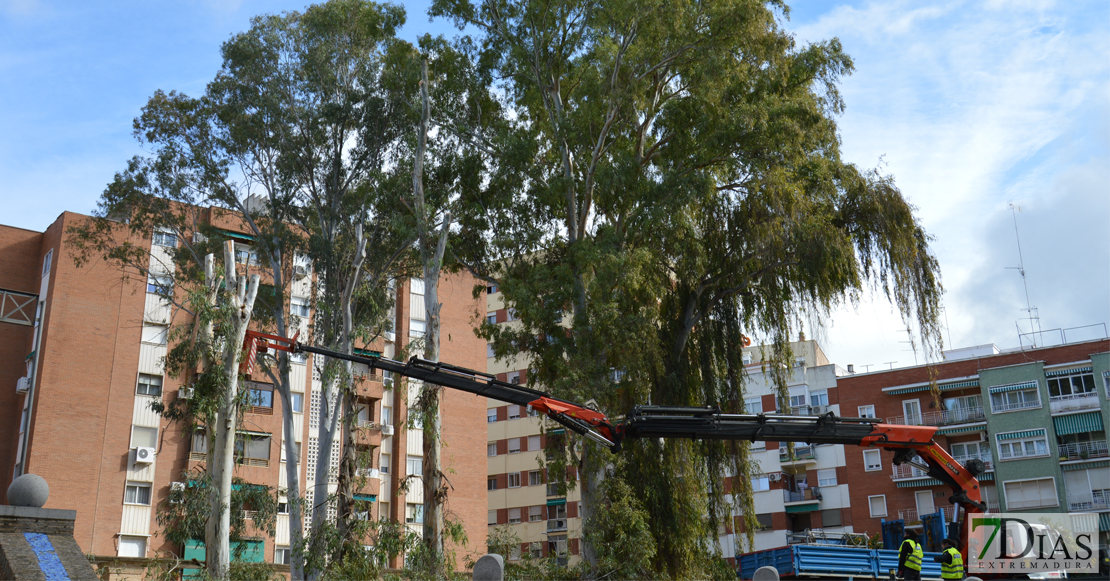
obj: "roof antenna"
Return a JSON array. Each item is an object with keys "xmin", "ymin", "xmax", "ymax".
[{"xmin": 1006, "ymin": 203, "xmax": 1041, "ymax": 347}]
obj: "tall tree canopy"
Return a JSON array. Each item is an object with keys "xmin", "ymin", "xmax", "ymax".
[{"xmin": 434, "ymin": 0, "xmax": 943, "ymax": 576}]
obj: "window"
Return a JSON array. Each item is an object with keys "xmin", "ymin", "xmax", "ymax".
[
  {"xmin": 487, "ymin": 312, "xmax": 497, "ymax": 325},
  {"xmin": 117, "ymin": 536, "xmax": 146, "ymax": 558},
  {"xmin": 809, "ymin": 390, "xmax": 829, "ymax": 407},
  {"xmin": 863, "ymin": 449, "xmax": 882, "ymax": 471},
  {"xmin": 1048, "ymin": 372, "xmax": 1096, "ymax": 398},
  {"xmin": 141, "ymin": 323, "xmax": 168, "ymax": 345},
  {"xmin": 529, "ymin": 470, "xmax": 542, "ymax": 486},
  {"xmin": 989, "ymin": 384, "xmax": 1041, "ymax": 412},
  {"xmin": 191, "ymin": 431, "xmax": 207, "ymax": 454},
  {"xmin": 291, "ymin": 297, "xmax": 310, "ymax": 318},
  {"xmin": 530, "ymin": 543, "xmax": 543, "ymax": 559},
  {"xmin": 124, "ymin": 482, "xmax": 152, "ymax": 505},
  {"xmin": 1003, "ymin": 477, "xmax": 1059, "ymax": 510},
  {"xmin": 409, "ymin": 319, "xmax": 426, "ymax": 337},
  {"xmin": 997, "ymin": 430, "xmax": 1049, "ymax": 460},
  {"xmin": 131, "ymin": 426, "xmax": 157, "ymax": 448},
  {"xmin": 487, "ymin": 409, "xmax": 497, "ymax": 423},
  {"xmin": 902, "ymin": 399, "xmax": 922, "ymax": 425},
  {"xmin": 508, "ymin": 472, "xmax": 521, "ymax": 488},
  {"xmin": 950, "ymin": 441, "xmax": 989, "ymax": 461},
  {"xmin": 488, "ymin": 443, "xmax": 497, "ymax": 456},
  {"xmin": 550, "ymin": 504, "xmax": 567, "ymax": 520},
  {"xmin": 487, "ymin": 284, "xmax": 498, "ymax": 294},
  {"xmin": 508, "ymin": 405, "xmax": 521, "ymax": 420},
  {"xmin": 817, "ymin": 469, "xmax": 837, "ymax": 487},
  {"xmin": 822, "ymin": 509, "xmax": 842, "ymax": 527},
  {"xmin": 235, "ymin": 433, "xmax": 271, "ymax": 466},
  {"xmin": 488, "ymin": 510, "xmax": 497, "ymax": 525},
  {"xmin": 508, "ymin": 371, "xmax": 520, "ymax": 385},
  {"xmin": 487, "ymin": 343, "xmax": 495, "ymax": 358},
  {"xmin": 152, "ymin": 229, "xmax": 177, "ymax": 247},
  {"xmin": 858, "ymin": 405, "xmax": 876, "ymax": 418},
  {"xmin": 754, "ymin": 513, "xmax": 773, "ymax": 531},
  {"xmin": 291, "ymin": 393, "xmax": 304, "ymax": 413},
  {"xmin": 278, "ymin": 502, "xmax": 288, "ymax": 514},
  {"xmin": 41, "ymin": 249, "xmax": 52, "ymax": 278},
  {"xmin": 247, "ymin": 383, "xmax": 273, "ymax": 408},
  {"xmin": 235, "ymin": 244, "xmax": 259, "ymax": 266},
  {"xmin": 508, "ymin": 438, "xmax": 521, "ymax": 454},
  {"xmin": 795, "ymin": 357, "xmax": 806, "ymax": 367},
  {"xmin": 275, "ymin": 547, "xmax": 291, "ymax": 565},
  {"xmin": 137, "ymin": 374, "xmax": 163, "ymax": 396},
  {"xmin": 745, "ymin": 397, "xmax": 763, "ymax": 414},
  {"xmin": 487, "ymin": 477, "xmax": 497, "ymax": 491},
  {"xmin": 868, "ymin": 495, "xmax": 888, "ymax": 517},
  {"xmin": 752, "ymin": 476, "xmax": 770, "ymax": 492},
  {"xmin": 742, "ymin": 353, "xmax": 753, "ymax": 365},
  {"xmin": 381, "ymin": 406, "xmax": 392, "ymax": 425},
  {"xmin": 789, "ymin": 394, "xmax": 806, "ymax": 408},
  {"xmin": 529, "ymin": 506, "xmax": 542, "ymax": 522},
  {"xmin": 147, "ymin": 273, "xmax": 173, "ymax": 295},
  {"xmin": 379, "ymin": 453, "xmax": 390, "ymax": 474},
  {"xmin": 507, "ymin": 308, "xmax": 518, "ymax": 321},
  {"xmin": 528, "ymin": 435, "xmax": 540, "ymax": 451},
  {"xmin": 406, "ymin": 456, "xmax": 422, "ymax": 476},
  {"xmin": 406, "ymin": 503, "xmax": 424, "ymax": 524},
  {"xmin": 508, "ymin": 508, "xmax": 521, "ymax": 524}
]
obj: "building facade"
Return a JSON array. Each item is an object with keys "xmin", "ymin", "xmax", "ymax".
[{"xmin": 0, "ymin": 210, "xmax": 488, "ymax": 568}]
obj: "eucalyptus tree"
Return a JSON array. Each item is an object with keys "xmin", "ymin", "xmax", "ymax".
[{"xmin": 436, "ymin": 0, "xmax": 943, "ymax": 576}]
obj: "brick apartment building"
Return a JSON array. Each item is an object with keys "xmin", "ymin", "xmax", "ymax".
[{"xmin": 0, "ymin": 209, "xmax": 488, "ymax": 568}]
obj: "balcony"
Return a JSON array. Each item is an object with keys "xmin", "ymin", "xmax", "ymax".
[
  {"xmin": 779, "ymin": 446, "xmax": 816, "ymax": 463},
  {"xmin": 887, "ymin": 407, "xmax": 986, "ymax": 427},
  {"xmin": 1067, "ymin": 490, "xmax": 1110, "ymax": 512},
  {"xmin": 1050, "ymin": 393, "xmax": 1100, "ymax": 414},
  {"xmin": 891, "ymin": 464, "xmax": 931, "ymax": 480},
  {"xmin": 783, "ymin": 488, "xmax": 821, "ymax": 509},
  {"xmin": 789, "ymin": 405, "xmax": 830, "ymax": 416},
  {"xmin": 953, "ymin": 453, "xmax": 994, "ymax": 472},
  {"xmin": 990, "ymin": 399, "xmax": 1041, "ymax": 413},
  {"xmin": 1059, "ymin": 440, "xmax": 1109, "ymax": 461},
  {"xmin": 547, "ymin": 518, "xmax": 568, "ymax": 532},
  {"xmin": 898, "ymin": 506, "xmax": 954, "ymax": 524}
]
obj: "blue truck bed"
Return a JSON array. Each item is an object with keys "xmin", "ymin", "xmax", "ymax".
[{"xmin": 739, "ymin": 545, "xmax": 945, "ymax": 580}]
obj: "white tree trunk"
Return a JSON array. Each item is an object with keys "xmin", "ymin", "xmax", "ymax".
[{"xmin": 206, "ymin": 240, "xmax": 260, "ymax": 579}]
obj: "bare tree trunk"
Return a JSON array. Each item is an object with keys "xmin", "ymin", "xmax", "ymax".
[
  {"xmin": 413, "ymin": 58, "xmax": 453, "ymax": 572},
  {"xmin": 207, "ymin": 241, "xmax": 261, "ymax": 579}
]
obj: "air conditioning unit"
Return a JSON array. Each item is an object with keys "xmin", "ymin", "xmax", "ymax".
[
  {"xmin": 767, "ymin": 472, "xmax": 782, "ymax": 482},
  {"xmin": 179, "ymin": 387, "xmax": 194, "ymax": 399},
  {"xmin": 15, "ymin": 376, "xmax": 30, "ymax": 394},
  {"xmin": 135, "ymin": 446, "xmax": 156, "ymax": 464},
  {"xmin": 381, "ymin": 424, "xmax": 395, "ymax": 436},
  {"xmin": 811, "ymin": 405, "xmax": 827, "ymax": 415},
  {"xmin": 293, "ymin": 265, "xmax": 310, "ymax": 280}
]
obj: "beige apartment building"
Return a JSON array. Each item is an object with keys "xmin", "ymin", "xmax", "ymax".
[{"xmin": 485, "ymin": 286, "xmax": 582, "ymax": 566}]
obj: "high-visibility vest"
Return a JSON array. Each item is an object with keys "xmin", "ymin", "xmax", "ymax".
[
  {"xmin": 901, "ymin": 538, "xmax": 923, "ymax": 571},
  {"xmin": 941, "ymin": 547, "xmax": 965, "ymax": 579}
]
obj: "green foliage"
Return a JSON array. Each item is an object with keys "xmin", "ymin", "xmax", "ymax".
[
  {"xmin": 156, "ymin": 469, "xmax": 279, "ymax": 552},
  {"xmin": 583, "ymin": 477, "xmax": 656, "ymax": 579}
]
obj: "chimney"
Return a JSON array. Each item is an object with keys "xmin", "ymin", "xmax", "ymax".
[{"xmin": 847, "ymin": 364, "xmax": 855, "ymax": 374}]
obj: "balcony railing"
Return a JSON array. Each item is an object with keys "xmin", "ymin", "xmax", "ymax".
[
  {"xmin": 783, "ymin": 488, "xmax": 820, "ymax": 503},
  {"xmin": 887, "ymin": 407, "xmax": 986, "ymax": 427},
  {"xmin": 953, "ymin": 454, "xmax": 994, "ymax": 472},
  {"xmin": 899, "ymin": 506, "xmax": 953, "ymax": 524},
  {"xmin": 990, "ymin": 399, "xmax": 1041, "ymax": 413},
  {"xmin": 891, "ymin": 464, "xmax": 930, "ymax": 480},
  {"xmin": 1068, "ymin": 490, "xmax": 1110, "ymax": 511},
  {"xmin": 1050, "ymin": 392, "xmax": 1100, "ymax": 414},
  {"xmin": 547, "ymin": 518, "xmax": 568, "ymax": 532},
  {"xmin": 358, "ymin": 420, "xmax": 383, "ymax": 430},
  {"xmin": 1059, "ymin": 440, "xmax": 1109, "ymax": 461},
  {"xmin": 779, "ymin": 446, "xmax": 816, "ymax": 462}
]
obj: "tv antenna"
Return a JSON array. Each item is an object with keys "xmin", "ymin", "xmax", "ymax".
[{"xmin": 1006, "ymin": 204, "xmax": 1041, "ymax": 346}]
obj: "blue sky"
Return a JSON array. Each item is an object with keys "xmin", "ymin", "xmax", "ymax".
[{"xmin": 2, "ymin": 0, "xmax": 1107, "ymax": 370}]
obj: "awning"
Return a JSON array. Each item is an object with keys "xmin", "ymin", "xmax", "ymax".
[
  {"xmin": 977, "ymin": 472, "xmax": 994, "ymax": 481},
  {"xmin": 546, "ymin": 498, "xmax": 566, "ymax": 507},
  {"xmin": 1100, "ymin": 512, "xmax": 1110, "ymax": 532},
  {"xmin": 1062, "ymin": 460, "xmax": 1110, "ymax": 472},
  {"xmin": 1053, "ymin": 411, "xmax": 1104, "ymax": 436},
  {"xmin": 997, "ymin": 429, "xmax": 1046, "ymax": 441},
  {"xmin": 885, "ymin": 379, "xmax": 981, "ymax": 395},
  {"xmin": 1045, "ymin": 366, "xmax": 1092, "ymax": 378},
  {"xmin": 785, "ymin": 502, "xmax": 820, "ymax": 513},
  {"xmin": 989, "ymin": 381, "xmax": 1038, "ymax": 394},
  {"xmin": 218, "ymin": 229, "xmax": 255, "ymax": 242},
  {"xmin": 354, "ymin": 348, "xmax": 382, "ymax": 357},
  {"xmin": 354, "ymin": 494, "xmax": 377, "ymax": 502},
  {"xmin": 896, "ymin": 479, "xmax": 943, "ymax": 488},
  {"xmin": 935, "ymin": 424, "xmax": 987, "ymax": 435}
]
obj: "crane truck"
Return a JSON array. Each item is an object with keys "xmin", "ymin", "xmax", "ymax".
[{"xmin": 242, "ymin": 330, "xmax": 989, "ymax": 578}]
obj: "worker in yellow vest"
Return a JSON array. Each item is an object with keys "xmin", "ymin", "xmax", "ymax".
[
  {"xmin": 935, "ymin": 538, "xmax": 965, "ymax": 580},
  {"xmin": 898, "ymin": 529, "xmax": 924, "ymax": 580}
]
